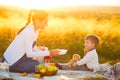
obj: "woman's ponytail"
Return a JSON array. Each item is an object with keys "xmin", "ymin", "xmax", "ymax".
[
  {"xmin": 17, "ymin": 9, "xmax": 48, "ymax": 35},
  {"xmin": 17, "ymin": 9, "xmax": 35, "ymax": 35}
]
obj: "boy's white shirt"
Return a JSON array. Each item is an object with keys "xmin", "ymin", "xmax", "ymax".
[
  {"xmin": 4, "ymin": 24, "xmax": 50, "ymax": 66},
  {"xmin": 76, "ymin": 49, "xmax": 100, "ymax": 72}
]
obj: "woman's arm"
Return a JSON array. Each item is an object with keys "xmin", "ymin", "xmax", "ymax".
[{"xmin": 24, "ymin": 31, "xmax": 50, "ymax": 58}]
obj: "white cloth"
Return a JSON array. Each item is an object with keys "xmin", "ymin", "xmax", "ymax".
[
  {"xmin": 76, "ymin": 49, "xmax": 100, "ymax": 72},
  {"xmin": 4, "ymin": 24, "xmax": 50, "ymax": 66}
]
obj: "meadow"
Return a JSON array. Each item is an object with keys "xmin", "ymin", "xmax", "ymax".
[{"xmin": 0, "ymin": 5, "xmax": 120, "ymax": 64}]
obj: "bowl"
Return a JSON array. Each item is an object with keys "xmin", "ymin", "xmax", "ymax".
[
  {"xmin": 58, "ymin": 49, "xmax": 67, "ymax": 55},
  {"xmin": 45, "ymin": 70, "xmax": 58, "ymax": 76}
]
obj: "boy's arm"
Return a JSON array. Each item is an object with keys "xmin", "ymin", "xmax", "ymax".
[{"xmin": 76, "ymin": 53, "xmax": 92, "ymax": 65}]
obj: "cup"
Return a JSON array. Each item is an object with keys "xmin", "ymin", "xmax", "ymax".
[{"xmin": 44, "ymin": 56, "xmax": 52, "ymax": 63}]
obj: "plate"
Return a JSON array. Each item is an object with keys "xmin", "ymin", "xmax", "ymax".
[{"xmin": 58, "ymin": 49, "xmax": 67, "ymax": 55}]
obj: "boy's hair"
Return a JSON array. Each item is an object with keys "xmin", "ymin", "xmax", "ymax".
[{"xmin": 84, "ymin": 34, "xmax": 100, "ymax": 47}]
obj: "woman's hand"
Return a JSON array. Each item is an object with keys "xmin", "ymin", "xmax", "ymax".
[
  {"xmin": 50, "ymin": 49, "xmax": 60, "ymax": 57},
  {"xmin": 38, "ymin": 46, "xmax": 48, "ymax": 51}
]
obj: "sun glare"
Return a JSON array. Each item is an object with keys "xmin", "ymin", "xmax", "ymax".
[{"xmin": 0, "ymin": 0, "xmax": 120, "ymax": 9}]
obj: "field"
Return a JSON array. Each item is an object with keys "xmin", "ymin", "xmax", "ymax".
[{"xmin": 0, "ymin": 5, "xmax": 120, "ymax": 64}]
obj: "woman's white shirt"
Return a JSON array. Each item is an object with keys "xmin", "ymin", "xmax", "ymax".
[
  {"xmin": 4, "ymin": 24, "xmax": 50, "ymax": 66},
  {"xmin": 76, "ymin": 49, "xmax": 100, "ymax": 72}
]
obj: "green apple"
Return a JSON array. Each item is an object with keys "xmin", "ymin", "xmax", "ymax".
[
  {"xmin": 53, "ymin": 66, "xmax": 58, "ymax": 71},
  {"xmin": 39, "ymin": 68, "xmax": 46, "ymax": 76},
  {"xmin": 38, "ymin": 64, "xmax": 44, "ymax": 70},
  {"xmin": 47, "ymin": 66, "xmax": 54, "ymax": 72},
  {"xmin": 46, "ymin": 66, "xmax": 58, "ymax": 76},
  {"xmin": 39, "ymin": 68, "xmax": 46, "ymax": 73}
]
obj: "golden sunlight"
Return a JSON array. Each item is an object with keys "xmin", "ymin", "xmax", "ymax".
[{"xmin": 0, "ymin": 0, "xmax": 120, "ymax": 9}]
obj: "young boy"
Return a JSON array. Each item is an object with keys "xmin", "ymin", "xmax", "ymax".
[{"xmin": 56, "ymin": 34, "xmax": 100, "ymax": 72}]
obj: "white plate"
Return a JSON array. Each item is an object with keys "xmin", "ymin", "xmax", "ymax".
[{"xmin": 58, "ymin": 49, "xmax": 67, "ymax": 55}]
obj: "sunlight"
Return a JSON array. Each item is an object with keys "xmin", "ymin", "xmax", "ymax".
[{"xmin": 0, "ymin": 0, "xmax": 120, "ymax": 9}]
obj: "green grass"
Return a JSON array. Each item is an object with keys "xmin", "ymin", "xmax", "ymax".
[
  {"xmin": 0, "ymin": 26, "xmax": 17, "ymax": 57},
  {"xmin": 0, "ymin": 6, "xmax": 120, "ymax": 63}
]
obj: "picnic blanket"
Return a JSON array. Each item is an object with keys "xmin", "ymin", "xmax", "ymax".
[
  {"xmin": 0, "ymin": 62, "xmax": 115, "ymax": 80},
  {"xmin": 0, "ymin": 69, "xmax": 112, "ymax": 80}
]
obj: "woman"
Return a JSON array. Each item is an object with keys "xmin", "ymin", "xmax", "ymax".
[{"xmin": 1, "ymin": 9, "xmax": 59, "ymax": 73}]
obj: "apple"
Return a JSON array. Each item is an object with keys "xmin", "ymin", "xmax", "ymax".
[
  {"xmin": 38, "ymin": 64, "xmax": 45, "ymax": 70},
  {"xmin": 39, "ymin": 68, "xmax": 46, "ymax": 73},
  {"xmin": 45, "ymin": 66, "xmax": 58, "ymax": 76}
]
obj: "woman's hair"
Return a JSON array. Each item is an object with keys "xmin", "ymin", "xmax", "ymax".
[
  {"xmin": 84, "ymin": 34, "xmax": 100, "ymax": 47},
  {"xmin": 17, "ymin": 9, "xmax": 48, "ymax": 35},
  {"xmin": 32, "ymin": 10, "xmax": 48, "ymax": 22}
]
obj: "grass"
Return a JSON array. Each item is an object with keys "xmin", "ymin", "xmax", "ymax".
[{"xmin": 0, "ymin": 6, "xmax": 120, "ymax": 64}]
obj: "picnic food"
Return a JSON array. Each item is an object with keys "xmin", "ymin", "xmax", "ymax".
[
  {"xmin": 39, "ymin": 67, "xmax": 46, "ymax": 76},
  {"xmin": 35, "ymin": 63, "xmax": 58, "ymax": 77},
  {"xmin": 20, "ymin": 72, "xmax": 28, "ymax": 76},
  {"xmin": 67, "ymin": 54, "xmax": 81, "ymax": 67},
  {"xmin": 38, "ymin": 64, "xmax": 44, "ymax": 69},
  {"xmin": 84, "ymin": 48, "xmax": 87, "ymax": 55},
  {"xmin": 45, "ymin": 65, "xmax": 58, "ymax": 76},
  {"xmin": 49, "ymin": 63, "xmax": 55, "ymax": 66},
  {"xmin": 34, "ymin": 72, "xmax": 41, "ymax": 78},
  {"xmin": 44, "ymin": 56, "xmax": 52, "ymax": 63}
]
